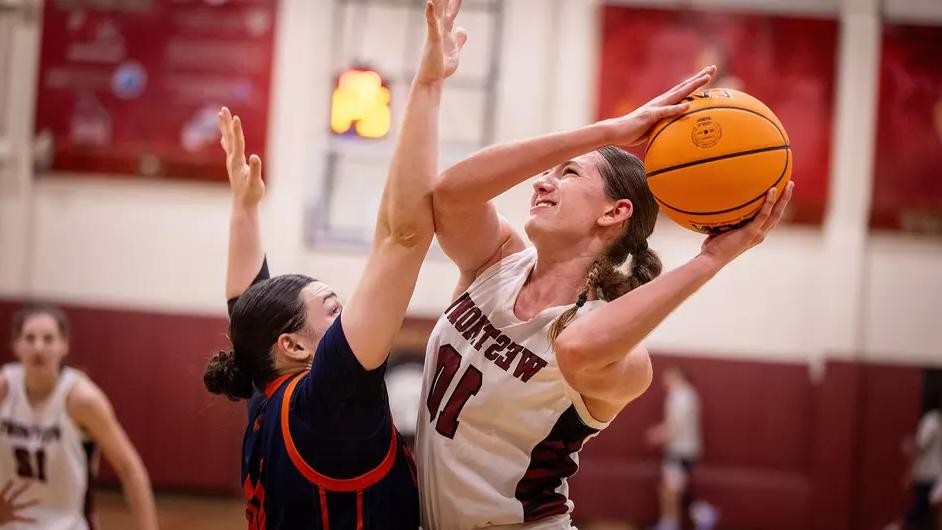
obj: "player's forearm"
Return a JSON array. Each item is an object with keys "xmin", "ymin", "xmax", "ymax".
[
  {"xmin": 434, "ymin": 121, "xmax": 616, "ymax": 209},
  {"xmin": 226, "ymin": 203, "xmax": 265, "ymax": 300},
  {"xmin": 116, "ymin": 459, "xmax": 158, "ymax": 530},
  {"xmin": 346, "ymin": 80, "xmax": 444, "ymax": 370},
  {"xmin": 376, "ymin": 80, "xmax": 442, "ymax": 247},
  {"xmin": 557, "ymin": 254, "xmax": 723, "ymax": 369}
]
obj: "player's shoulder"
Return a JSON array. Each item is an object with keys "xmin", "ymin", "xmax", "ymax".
[
  {"xmin": 491, "ymin": 238, "xmax": 533, "ymax": 272},
  {"xmin": 470, "ymin": 244, "xmax": 535, "ymax": 289},
  {"xmin": 0, "ymin": 363, "xmax": 22, "ymax": 403},
  {"xmin": 65, "ymin": 374, "xmax": 112, "ymax": 424}
]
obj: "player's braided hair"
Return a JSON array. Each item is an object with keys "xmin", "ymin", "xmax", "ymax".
[
  {"xmin": 204, "ymin": 274, "xmax": 314, "ymax": 400},
  {"xmin": 548, "ymin": 147, "xmax": 663, "ymax": 345}
]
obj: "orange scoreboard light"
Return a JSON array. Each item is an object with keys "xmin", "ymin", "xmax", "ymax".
[{"xmin": 330, "ymin": 68, "xmax": 391, "ymax": 139}]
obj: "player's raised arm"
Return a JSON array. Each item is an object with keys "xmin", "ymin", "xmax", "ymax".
[
  {"xmin": 341, "ymin": 0, "xmax": 467, "ymax": 370},
  {"xmin": 432, "ymin": 66, "xmax": 717, "ymax": 289},
  {"xmin": 219, "ymin": 107, "xmax": 267, "ymax": 301},
  {"xmin": 555, "ymin": 183, "xmax": 794, "ymax": 410}
]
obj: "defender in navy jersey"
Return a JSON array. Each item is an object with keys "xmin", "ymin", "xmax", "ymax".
[
  {"xmin": 230, "ymin": 264, "xmax": 418, "ymax": 529},
  {"xmin": 202, "ymin": 2, "xmax": 468, "ymax": 528}
]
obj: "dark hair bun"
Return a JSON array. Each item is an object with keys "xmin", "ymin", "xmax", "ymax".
[{"xmin": 203, "ymin": 350, "xmax": 254, "ymax": 400}]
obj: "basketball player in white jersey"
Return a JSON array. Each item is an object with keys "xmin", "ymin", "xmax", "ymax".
[
  {"xmin": 417, "ymin": 64, "xmax": 795, "ymax": 529},
  {"xmin": 0, "ymin": 305, "xmax": 158, "ymax": 529}
]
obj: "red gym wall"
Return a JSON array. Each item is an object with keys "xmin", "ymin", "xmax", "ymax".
[
  {"xmin": 0, "ymin": 299, "xmax": 923, "ymax": 530},
  {"xmin": 571, "ymin": 358, "xmax": 923, "ymax": 530}
]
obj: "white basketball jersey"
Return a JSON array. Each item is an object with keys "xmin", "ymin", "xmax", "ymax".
[
  {"xmin": 416, "ymin": 247, "xmax": 610, "ymax": 530},
  {"xmin": 0, "ymin": 365, "xmax": 97, "ymax": 530}
]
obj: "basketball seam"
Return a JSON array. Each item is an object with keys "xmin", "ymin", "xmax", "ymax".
[
  {"xmin": 646, "ymin": 144, "xmax": 790, "ymax": 177},
  {"xmin": 654, "ymin": 149, "xmax": 792, "ymax": 216},
  {"xmin": 644, "ymin": 105, "xmax": 788, "ymax": 159}
]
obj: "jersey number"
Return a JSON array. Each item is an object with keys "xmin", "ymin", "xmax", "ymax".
[
  {"xmin": 13, "ymin": 447, "xmax": 47, "ymax": 482},
  {"xmin": 426, "ymin": 345, "xmax": 482, "ymax": 439}
]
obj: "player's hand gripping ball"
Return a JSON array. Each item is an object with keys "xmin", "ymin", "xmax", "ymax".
[{"xmin": 644, "ymin": 89, "xmax": 792, "ymax": 234}]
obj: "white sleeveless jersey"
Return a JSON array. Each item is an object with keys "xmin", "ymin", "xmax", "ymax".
[
  {"xmin": 0, "ymin": 365, "xmax": 97, "ymax": 530},
  {"xmin": 416, "ymin": 247, "xmax": 610, "ymax": 530}
]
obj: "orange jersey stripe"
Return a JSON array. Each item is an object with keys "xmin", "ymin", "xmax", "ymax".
[
  {"xmin": 356, "ymin": 490, "xmax": 364, "ymax": 530},
  {"xmin": 279, "ymin": 371, "xmax": 398, "ymax": 492},
  {"xmin": 318, "ymin": 489, "xmax": 330, "ymax": 530}
]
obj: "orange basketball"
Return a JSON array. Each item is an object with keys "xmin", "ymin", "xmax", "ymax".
[{"xmin": 643, "ymin": 88, "xmax": 791, "ymax": 234}]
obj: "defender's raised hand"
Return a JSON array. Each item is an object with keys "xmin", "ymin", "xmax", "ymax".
[
  {"xmin": 218, "ymin": 107, "xmax": 265, "ymax": 208},
  {"xmin": 416, "ymin": 0, "xmax": 468, "ymax": 85}
]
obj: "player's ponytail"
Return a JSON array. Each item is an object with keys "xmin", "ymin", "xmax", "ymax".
[
  {"xmin": 204, "ymin": 274, "xmax": 314, "ymax": 400},
  {"xmin": 204, "ymin": 350, "xmax": 254, "ymax": 400},
  {"xmin": 625, "ymin": 240, "xmax": 662, "ymax": 292},
  {"xmin": 548, "ymin": 146, "xmax": 662, "ymax": 346}
]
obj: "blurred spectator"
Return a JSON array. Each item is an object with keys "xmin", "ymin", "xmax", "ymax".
[
  {"xmin": 886, "ymin": 398, "xmax": 942, "ymax": 530},
  {"xmin": 646, "ymin": 366, "xmax": 702, "ymax": 530},
  {"xmin": 933, "ymin": 477, "xmax": 942, "ymax": 530}
]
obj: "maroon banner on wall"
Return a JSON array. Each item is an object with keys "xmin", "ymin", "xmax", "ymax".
[
  {"xmin": 872, "ymin": 24, "xmax": 942, "ymax": 233},
  {"xmin": 597, "ymin": 6, "xmax": 837, "ymax": 225},
  {"xmin": 35, "ymin": 0, "xmax": 277, "ymax": 181}
]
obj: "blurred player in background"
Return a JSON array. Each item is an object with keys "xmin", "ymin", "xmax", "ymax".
[
  {"xmin": 646, "ymin": 366, "xmax": 702, "ymax": 530},
  {"xmin": 202, "ymin": 1, "xmax": 466, "ymax": 528},
  {"xmin": 0, "ymin": 305, "xmax": 157, "ymax": 530},
  {"xmin": 932, "ymin": 477, "xmax": 942, "ymax": 530},
  {"xmin": 886, "ymin": 397, "xmax": 942, "ymax": 530}
]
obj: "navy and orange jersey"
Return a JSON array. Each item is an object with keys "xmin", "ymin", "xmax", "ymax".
[{"xmin": 231, "ymin": 262, "xmax": 419, "ymax": 529}]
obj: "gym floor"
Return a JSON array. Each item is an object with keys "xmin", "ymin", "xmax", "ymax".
[
  {"xmin": 95, "ymin": 489, "xmax": 244, "ymax": 530},
  {"xmin": 94, "ymin": 489, "xmax": 653, "ymax": 530}
]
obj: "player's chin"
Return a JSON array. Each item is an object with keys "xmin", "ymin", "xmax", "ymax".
[
  {"xmin": 526, "ymin": 211, "xmax": 577, "ymax": 237},
  {"xmin": 526, "ymin": 213, "xmax": 565, "ymax": 240},
  {"xmin": 523, "ymin": 216, "xmax": 541, "ymax": 239},
  {"xmin": 27, "ymin": 358, "xmax": 55, "ymax": 376},
  {"xmin": 524, "ymin": 212, "xmax": 552, "ymax": 231}
]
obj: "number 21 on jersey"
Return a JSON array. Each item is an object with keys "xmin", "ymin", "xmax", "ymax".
[{"xmin": 13, "ymin": 447, "xmax": 47, "ymax": 482}]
